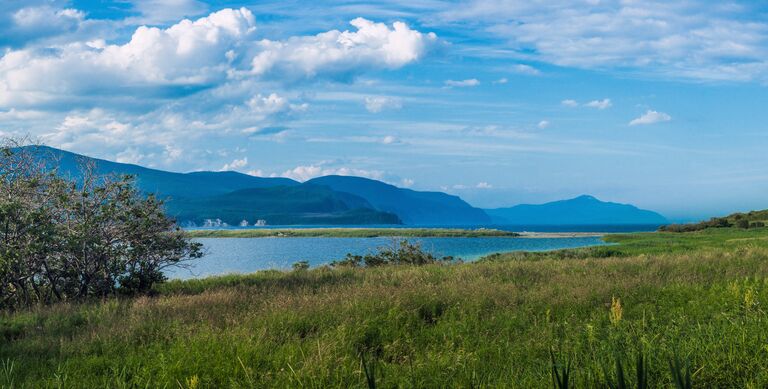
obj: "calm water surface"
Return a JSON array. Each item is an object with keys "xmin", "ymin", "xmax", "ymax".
[{"xmin": 166, "ymin": 236, "xmax": 606, "ymax": 279}]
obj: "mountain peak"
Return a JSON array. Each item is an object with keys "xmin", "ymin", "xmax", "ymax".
[
  {"xmin": 573, "ymin": 194, "xmax": 598, "ymax": 201},
  {"xmin": 486, "ymin": 196, "xmax": 667, "ymax": 225}
]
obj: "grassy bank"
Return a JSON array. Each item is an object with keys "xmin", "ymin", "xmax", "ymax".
[
  {"xmin": 3, "ymin": 228, "xmax": 768, "ymax": 386},
  {"xmin": 185, "ymin": 227, "xmax": 521, "ymax": 238}
]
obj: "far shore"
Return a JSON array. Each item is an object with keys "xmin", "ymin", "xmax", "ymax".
[
  {"xmin": 184, "ymin": 228, "xmax": 608, "ymax": 239},
  {"xmin": 517, "ymin": 231, "xmax": 606, "ymax": 238}
]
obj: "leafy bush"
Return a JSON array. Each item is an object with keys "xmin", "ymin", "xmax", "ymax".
[
  {"xmin": 331, "ymin": 239, "xmax": 455, "ymax": 268},
  {"xmin": 292, "ymin": 261, "xmax": 310, "ymax": 271},
  {"xmin": 0, "ymin": 141, "xmax": 202, "ymax": 309}
]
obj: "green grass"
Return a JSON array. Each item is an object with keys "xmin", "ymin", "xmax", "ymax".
[
  {"xmin": 3, "ymin": 228, "xmax": 768, "ymax": 387},
  {"xmin": 185, "ymin": 227, "xmax": 520, "ymax": 238}
]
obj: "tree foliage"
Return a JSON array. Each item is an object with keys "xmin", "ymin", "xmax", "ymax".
[
  {"xmin": 331, "ymin": 239, "xmax": 455, "ymax": 268},
  {"xmin": 660, "ymin": 211, "xmax": 768, "ymax": 233},
  {"xmin": 0, "ymin": 140, "xmax": 202, "ymax": 309}
]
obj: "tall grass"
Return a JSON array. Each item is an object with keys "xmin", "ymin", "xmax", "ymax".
[{"xmin": 2, "ymin": 230, "xmax": 768, "ymax": 386}]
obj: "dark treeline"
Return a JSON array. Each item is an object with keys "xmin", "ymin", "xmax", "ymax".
[
  {"xmin": 660, "ymin": 212, "xmax": 767, "ymax": 233},
  {"xmin": 0, "ymin": 140, "xmax": 202, "ymax": 309}
]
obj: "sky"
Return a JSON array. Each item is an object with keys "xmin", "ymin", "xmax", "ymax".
[{"xmin": 1, "ymin": 0, "xmax": 768, "ymax": 221}]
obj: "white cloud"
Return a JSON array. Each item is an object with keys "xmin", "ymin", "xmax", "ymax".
[
  {"xmin": 511, "ymin": 64, "xmax": 540, "ymax": 75},
  {"xmin": 46, "ymin": 109, "xmax": 136, "ymax": 150},
  {"xmin": 450, "ymin": 182, "xmax": 493, "ymax": 190},
  {"xmin": 1, "ymin": 5, "xmax": 87, "ymax": 48},
  {"xmin": 276, "ymin": 164, "xmax": 385, "ymax": 182},
  {"xmin": 561, "ymin": 99, "xmax": 578, "ymax": 107},
  {"xmin": 13, "ymin": 6, "xmax": 85, "ymax": 30},
  {"xmin": 0, "ymin": 10, "xmax": 436, "ymax": 109},
  {"xmin": 115, "ymin": 148, "xmax": 146, "ymax": 164},
  {"xmin": 439, "ymin": 1, "xmax": 768, "ymax": 82},
  {"xmin": 364, "ymin": 96, "xmax": 403, "ymax": 113},
  {"xmin": 250, "ymin": 17, "xmax": 437, "ymax": 80},
  {"xmin": 445, "ymin": 78, "xmax": 480, "ymax": 87},
  {"xmin": 0, "ymin": 108, "xmax": 45, "ymax": 120},
  {"xmin": 629, "ymin": 110, "xmax": 672, "ymax": 126},
  {"xmin": 400, "ymin": 178, "xmax": 414, "ymax": 187},
  {"xmin": 381, "ymin": 135, "xmax": 399, "ymax": 144},
  {"xmin": 247, "ymin": 93, "xmax": 290, "ymax": 115},
  {"xmin": 584, "ymin": 98, "xmax": 612, "ymax": 110},
  {"xmin": 537, "ymin": 120, "xmax": 549, "ymax": 129},
  {"xmin": 220, "ymin": 157, "xmax": 248, "ymax": 171},
  {"xmin": 493, "ymin": 77, "xmax": 508, "ymax": 84},
  {"xmin": 0, "ymin": 8, "xmax": 257, "ymax": 108}
]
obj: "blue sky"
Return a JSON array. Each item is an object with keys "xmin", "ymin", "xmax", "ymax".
[{"xmin": 1, "ymin": 0, "xmax": 768, "ymax": 220}]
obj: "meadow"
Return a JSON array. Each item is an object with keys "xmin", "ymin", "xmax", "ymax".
[{"xmin": 3, "ymin": 228, "xmax": 768, "ymax": 387}]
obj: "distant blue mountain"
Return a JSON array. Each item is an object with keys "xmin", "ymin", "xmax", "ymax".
[
  {"xmin": 485, "ymin": 195, "xmax": 668, "ymax": 225},
  {"xmin": 22, "ymin": 146, "xmax": 399, "ymax": 225},
  {"xmin": 307, "ymin": 175, "xmax": 491, "ymax": 225},
  {"xmin": 21, "ymin": 146, "xmax": 478, "ymax": 226},
  {"xmin": 165, "ymin": 185, "xmax": 401, "ymax": 226},
  {"xmin": 26, "ymin": 145, "xmax": 298, "ymax": 199},
  {"xmin": 22, "ymin": 147, "xmax": 664, "ymax": 227}
]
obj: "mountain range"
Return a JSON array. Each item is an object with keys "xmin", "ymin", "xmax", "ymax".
[
  {"xmin": 485, "ymin": 195, "xmax": 668, "ymax": 225},
  {"xmin": 23, "ymin": 146, "xmax": 668, "ymax": 227}
]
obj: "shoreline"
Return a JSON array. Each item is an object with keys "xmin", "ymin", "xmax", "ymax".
[
  {"xmin": 185, "ymin": 228, "xmax": 610, "ymax": 239},
  {"xmin": 185, "ymin": 227, "xmax": 520, "ymax": 238},
  {"xmin": 517, "ymin": 231, "xmax": 606, "ymax": 238}
]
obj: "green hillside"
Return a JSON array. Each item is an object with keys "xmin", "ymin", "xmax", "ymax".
[{"xmin": 165, "ymin": 185, "xmax": 401, "ymax": 226}]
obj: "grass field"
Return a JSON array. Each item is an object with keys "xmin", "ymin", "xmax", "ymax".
[
  {"xmin": 185, "ymin": 227, "xmax": 520, "ymax": 238},
  {"xmin": 3, "ymin": 228, "xmax": 768, "ymax": 387}
]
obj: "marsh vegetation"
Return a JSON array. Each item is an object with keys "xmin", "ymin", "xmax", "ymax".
[{"xmin": 2, "ymin": 228, "xmax": 768, "ymax": 386}]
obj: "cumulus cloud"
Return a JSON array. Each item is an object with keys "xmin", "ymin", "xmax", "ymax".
[
  {"xmin": 220, "ymin": 156, "xmax": 248, "ymax": 171},
  {"xmin": 0, "ymin": 8, "xmax": 258, "ymax": 108},
  {"xmin": 584, "ymin": 98, "xmax": 612, "ymax": 110},
  {"xmin": 476, "ymin": 182, "xmax": 493, "ymax": 189},
  {"xmin": 0, "ymin": 9, "xmax": 437, "ymax": 169},
  {"xmin": 0, "ymin": 10, "xmax": 436, "ymax": 109},
  {"xmin": 561, "ymin": 99, "xmax": 578, "ymax": 107},
  {"xmin": 276, "ymin": 164, "xmax": 385, "ymax": 182},
  {"xmin": 537, "ymin": 120, "xmax": 549, "ymax": 129},
  {"xmin": 629, "ymin": 110, "xmax": 672, "ymax": 126},
  {"xmin": 250, "ymin": 17, "xmax": 437, "ymax": 80},
  {"xmin": 364, "ymin": 96, "xmax": 403, "ymax": 113},
  {"xmin": 493, "ymin": 77, "xmax": 508, "ymax": 84},
  {"xmin": 445, "ymin": 78, "xmax": 480, "ymax": 87}
]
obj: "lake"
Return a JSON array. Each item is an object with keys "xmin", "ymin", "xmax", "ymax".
[{"xmin": 166, "ymin": 236, "xmax": 606, "ymax": 279}]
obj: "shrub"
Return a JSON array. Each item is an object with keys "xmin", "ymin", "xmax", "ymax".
[
  {"xmin": 0, "ymin": 142, "xmax": 202, "ymax": 309},
  {"xmin": 292, "ymin": 261, "xmax": 310, "ymax": 271},
  {"xmin": 331, "ymin": 239, "xmax": 454, "ymax": 268}
]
